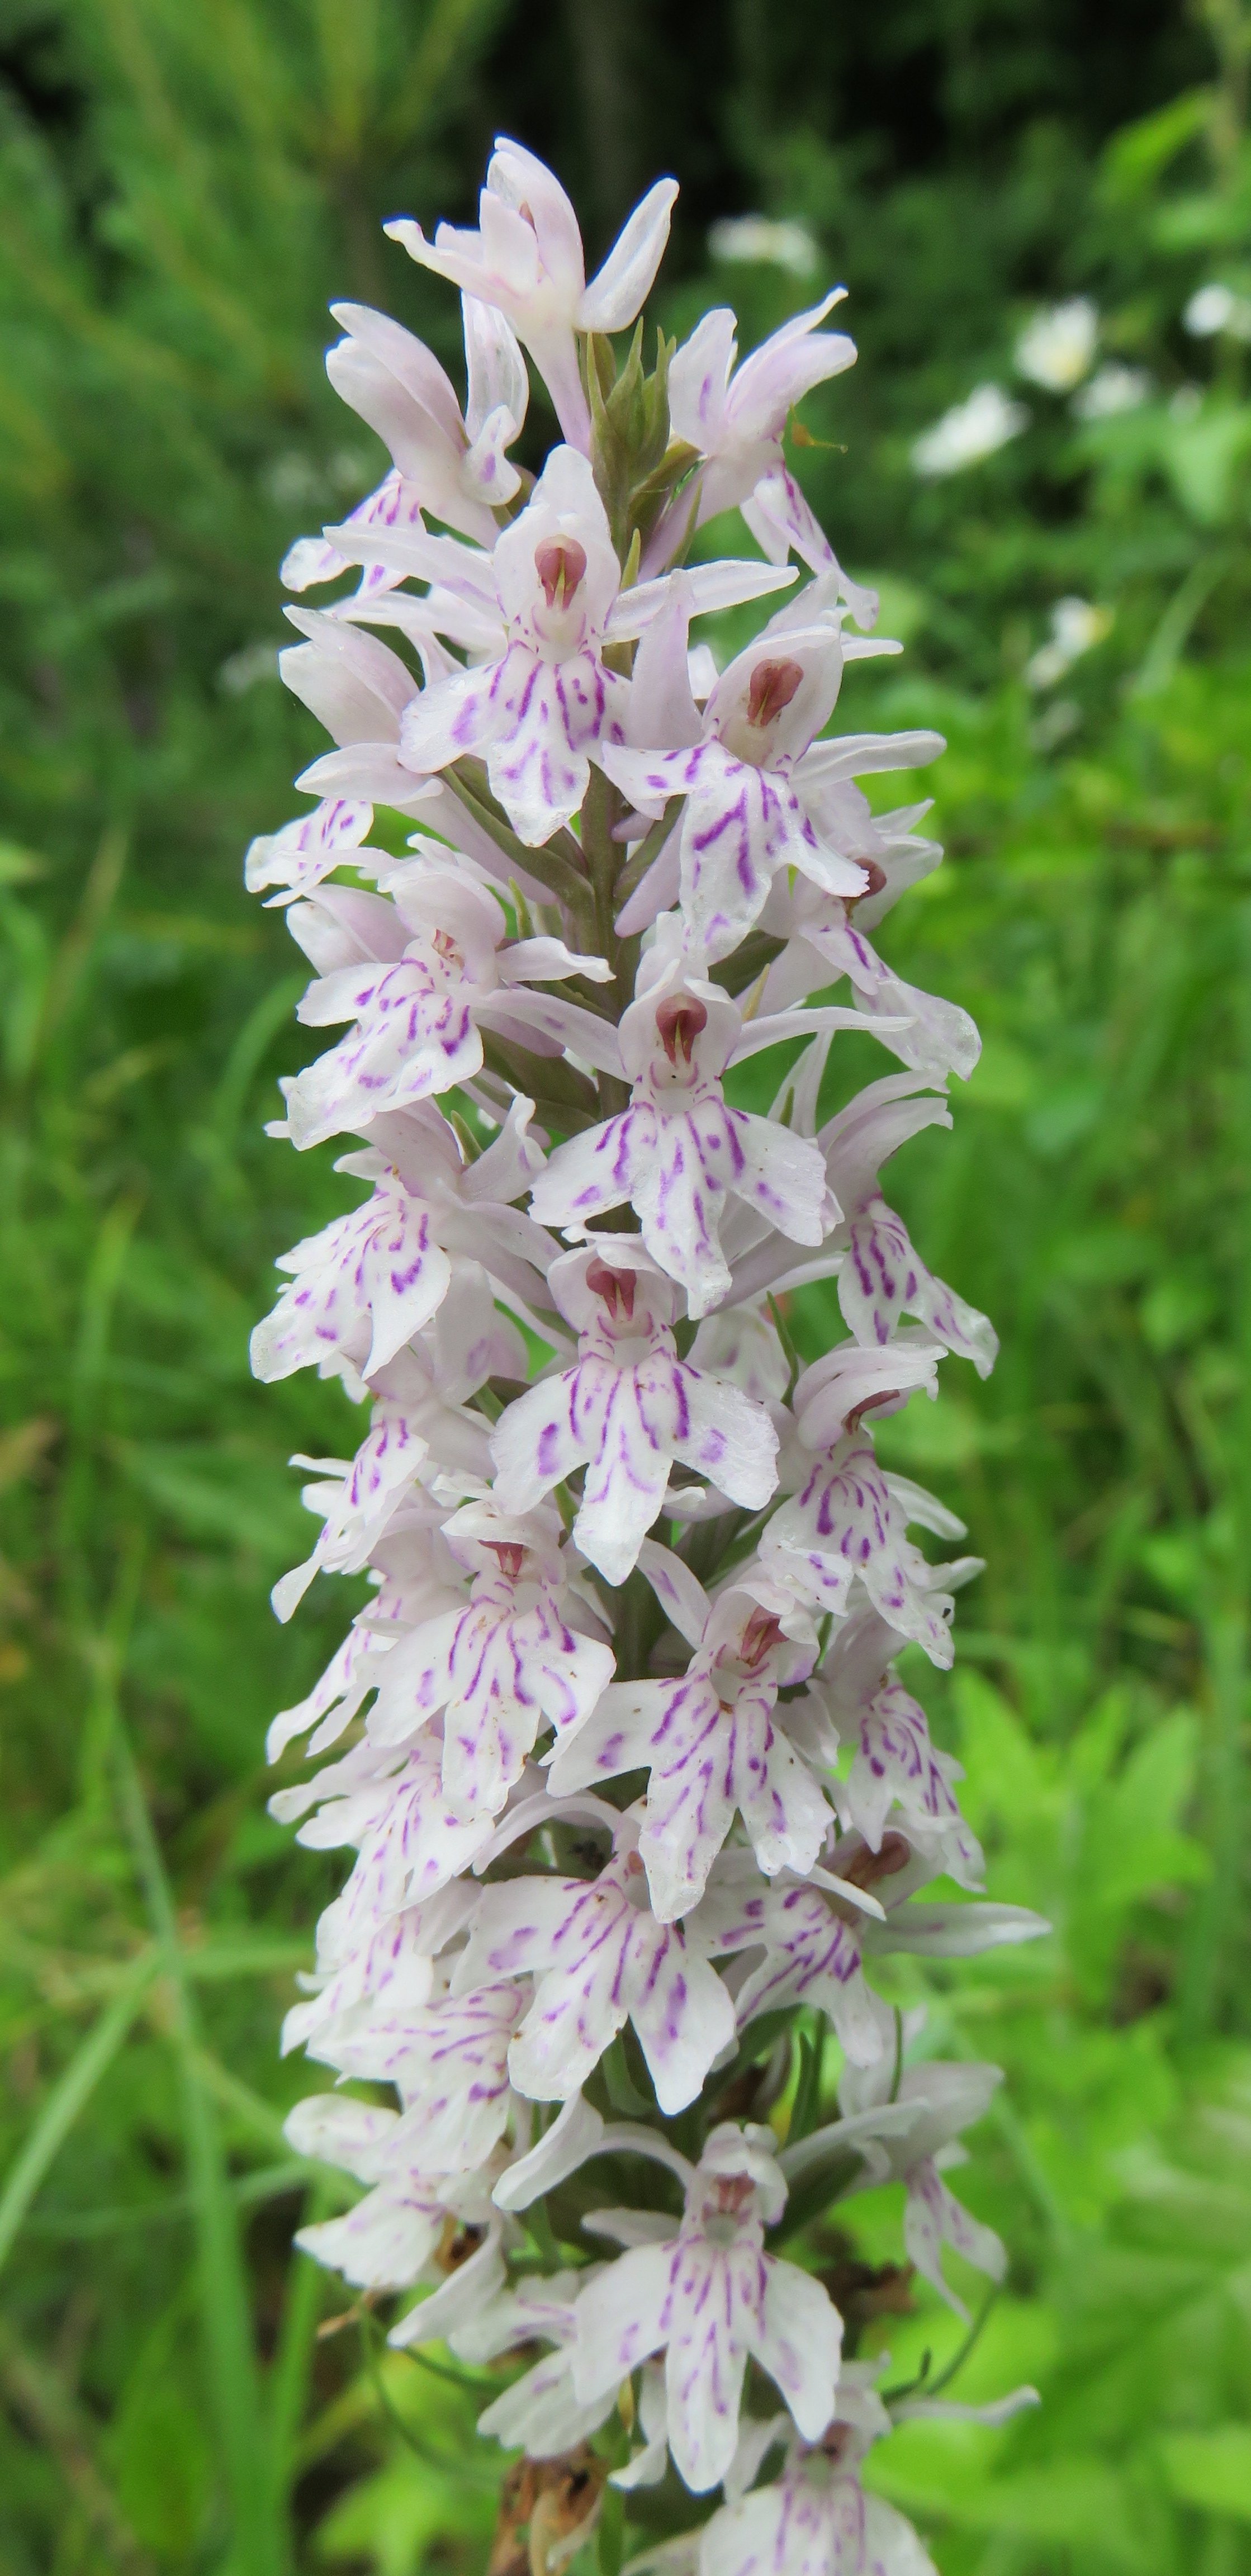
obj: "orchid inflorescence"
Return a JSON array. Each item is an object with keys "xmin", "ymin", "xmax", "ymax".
[{"xmin": 250, "ymin": 138, "xmax": 1048, "ymax": 2576}]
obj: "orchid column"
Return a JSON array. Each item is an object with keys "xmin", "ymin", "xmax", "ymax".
[{"xmin": 249, "ymin": 136, "xmax": 1047, "ymax": 2576}]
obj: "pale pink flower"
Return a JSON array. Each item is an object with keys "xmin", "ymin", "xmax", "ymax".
[
  {"xmin": 279, "ymin": 1878, "xmax": 471, "ymax": 2063},
  {"xmin": 298, "ymin": 1960, "xmax": 527, "ymax": 2180},
  {"xmin": 269, "ymin": 1278, "xmax": 521, "ymax": 1618},
  {"xmin": 367, "ymin": 1502, "xmax": 615, "ymax": 1819},
  {"xmin": 819, "ymin": 1078, "xmax": 998, "ymax": 1373},
  {"xmin": 271, "ymin": 1727, "xmax": 507, "ymax": 1918},
  {"xmin": 282, "ymin": 296, "xmax": 528, "ymax": 576},
  {"xmin": 395, "ymin": 445, "xmax": 630, "ymax": 841},
  {"xmin": 264, "ymin": 1517, "xmax": 463, "ymax": 1763},
  {"xmin": 759, "ymin": 1339, "xmax": 981, "ymax": 1660},
  {"xmin": 695, "ymin": 1858, "xmax": 890, "ymax": 2066},
  {"xmin": 277, "ymin": 864, "xmax": 610, "ymax": 1152},
  {"xmin": 549, "ymin": 1550, "xmax": 827, "ymax": 1919},
  {"xmin": 530, "ymin": 939, "xmax": 846, "ymax": 1317},
  {"xmin": 281, "ymin": 465, "xmax": 430, "ymax": 603},
  {"xmin": 244, "ymin": 795, "xmax": 378, "ymax": 908},
  {"xmin": 700, "ymin": 2361, "xmax": 1038, "ymax": 2576},
  {"xmin": 820, "ymin": 1607, "xmax": 984, "ymax": 1888},
  {"xmin": 780, "ymin": 728, "xmax": 942, "ymax": 886},
  {"xmin": 282, "ymin": 2091, "xmax": 494, "ymax": 2293},
  {"xmin": 459, "ymin": 2270, "xmax": 619, "ymax": 2459},
  {"xmin": 658, "ymin": 300, "xmax": 869, "ymax": 609},
  {"xmin": 761, "ymin": 872, "xmax": 979, "ymax": 1085},
  {"xmin": 456, "ymin": 1812, "xmax": 736, "ymax": 2113},
  {"xmin": 386, "ymin": 139, "xmax": 677, "ymax": 451},
  {"xmin": 271, "ymin": 619, "xmax": 544, "ymax": 883},
  {"xmin": 272, "ymin": 1405, "xmax": 451, "ymax": 1625},
  {"xmin": 604, "ymin": 616, "xmax": 874, "ymax": 958},
  {"xmin": 250, "ymin": 1098, "xmax": 551, "ymax": 1386},
  {"xmin": 491, "ymin": 1245, "xmax": 779, "ymax": 1585},
  {"xmin": 698, "ymin": 2414, "xmax": 936, "ymax": 2576},
  {"xmin": 277, "ymin": 608, "xmax": 450, "ymax": 820},
  {"xmin": 837, "ymin": 2056, "xmax": 1007, "ymax": 2319},
  {"xmin": 331, "ymin": 444, "xmax": 795, "ymax": 846},
  {"xmin": 571, "ymin": 2124, "xmax": 842, "ymax": 2492}
]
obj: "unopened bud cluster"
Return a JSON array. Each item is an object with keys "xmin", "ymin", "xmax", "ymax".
[{"xmin": 248, "ymin": 139, "xmax": 1046, "ymax": 2576}]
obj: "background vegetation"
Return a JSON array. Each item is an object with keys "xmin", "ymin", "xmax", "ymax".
[{"xmin": 0, "ymin": 1, "xmax": 1249, "ymax": 2570}]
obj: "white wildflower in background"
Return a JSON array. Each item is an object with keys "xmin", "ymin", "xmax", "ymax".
[
  {"xmin": 708, "ymin": 215, "xmax": 819, "ymax": 276},
  {"xmin": 911, "ymin": 384, "xmax": 1028, "ymax": 477},
  {"xmin": 1014, "ymin": 296, "xmax": 1098, "ymax": 390},
  {"xmin": 1072, "ymin": 362, "xmax": 1151, "ymax": 420},
  {"xmin": 1025, "ymin": 596, "xmax": 1113, "ymax": 690},
  {"xmin": 1184, "ymin": 281, "xmax": 1251, "ymax": 341},
  {"xmin": 218, "ymin": 641, "xmax": 280, "ymax": 696},
  {"xmin": 241, "ymin": 132, "xmax": 1045, "ymax": 2573}
]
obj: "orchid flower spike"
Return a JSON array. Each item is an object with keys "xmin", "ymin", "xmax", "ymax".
[{"xmin": 246, "ymin": 133, "xmax": 1032, "ymax": 2561}]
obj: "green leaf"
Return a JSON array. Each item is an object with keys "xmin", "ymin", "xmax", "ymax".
[{"xmin": 1161, "ymin": 2427, "xmax": 1251, "ymax": 2521}]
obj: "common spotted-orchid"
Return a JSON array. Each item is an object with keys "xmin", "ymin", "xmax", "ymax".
[
  {"xmin": 570, "ymin": 2123, "xmax": 844, "ymax": 2492},
  {"xmin": 386, "ymin": 140, "xmax": 678, "ymax": 455},
  {"xmin": 490, "ymin": 1244, "xmax": 779, "ymax": 1584},
  {"xmin": 605, "ymin": 609, "xmax": 880, "ymax": 959},
  {"xmin": 530, "ymin": 934, "xmax": 853, "ymax": 1317},
  {"xmin": 243, "ymin": 138, "xmax": 1043, "ymax": 2573},
  {"xmin": 547, "ymin": 1553, "xmax": 828, "ymax": 1917},
  {"xmin": 655, "ymin": 298, "xmax": 869, "ymax": 608}
]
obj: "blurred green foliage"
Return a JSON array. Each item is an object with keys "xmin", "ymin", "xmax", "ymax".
[{"xmin": 0, "ymin": 1, "xmax": 1249, "ymax": 2570}]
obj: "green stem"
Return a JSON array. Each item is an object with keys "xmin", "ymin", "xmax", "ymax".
[
  {"xmin": 269, "ymin": 2181, "xmax": 335, "ymax": 2491},
  {"xmin": 443, "ymin": 764, "xmax": 594, "ymax": 935},
  {"xmin": 612, "ymin": 801, "xmax": 681, "ymax": 912}
]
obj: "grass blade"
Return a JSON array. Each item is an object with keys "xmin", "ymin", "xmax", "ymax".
[
  {"xmin": 112, "ymin": 1721, "xmax": 286, "ymax": 2576},
  {"xmin": 0, "ymin": 1947, "xmax": 159, "ymax": 2277}
]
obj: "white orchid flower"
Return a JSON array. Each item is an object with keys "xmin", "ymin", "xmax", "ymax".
[
  {"xmin": 244, "ymin": 794, "xmax": 378, "ymax": 908},
  {"xmin": 760, "ymin": 1337, "xmax": 982, "ymax": 1660},
  {"xmin": 604, "ymin": 610, "xmax": 885, "ymax": 959},
  {"xmin": 530, "ymin": 932, "xmax": 873, "ymax": 1317},
  {"xmin": 250, "ymin": 1096, "xmax": 551, "ymax": 1388},
  {"xmin": 656, "ymin": 299, "xmax": 870, "ymax": 613},
  {"xmin": 456, "ymin": 1805, "xmax": 736, "ymax": 2113},
  {"xmin": 386, "ymin": 138, "xmax": 677, "ymax": 451},
  {"xmin": 276, "ymin": 863, "xmax": 611, "ymax": 1152},
  {"xmin": 281, "ymin": 295, "xmax": 528, "ymax": 583},
  {"xmin": 491, "ymin": 1244, "xmax": 779, "ymax": 1584},
  {"xmin": 282, "ymin": 2092, "xmax": 497, "ymax": 2293},
  {"xmin": 818, "ymin": 1604, "xmax": 985, "ymax": 1888},
  {"xmin": 461, "ymin": 2270, "xmax": 620, "ymax": 2459},
  {"xmin": 837, "ymin": 2055, "xmax": 1008, "ymax": 2319},
  {"xmin": 549, "ymin": 1545, "xmax": 827, "ymax": 1919},
  {"xmin": 571, "ymin": 2123, "xmax": 843, "ymax": 2493},
  {"xmin": 694, "ymin": 1853, "xmax": 892, "ymax": 2066},
  {"xmin": 818, "ymin": 1076, "xmax": 998, "ymax": 1372},
  {"xmin": 329, "ymin": 443, "xmax": 796, "ymax": 846},
  {"xmin": 367, "ymin": 1501, "xmax": 615, "ymax": 1819}
]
